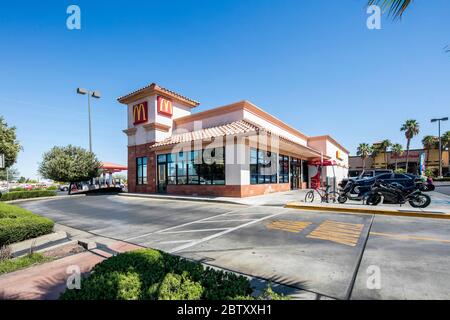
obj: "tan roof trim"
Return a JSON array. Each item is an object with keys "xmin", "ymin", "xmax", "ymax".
[
  {"xmin": 143, "ymin": 122, "xmax": 171, "ymax": 132},
  {"xmin": 308, "ymin": 135, "xmax": 350, "ymax": 154},
  {"xmin": 122, "ymin": 128, "xmax": 137, "ymax": 136},
  {"xmin": 117, "ymin": 83, "xmax": 200, "ymax": 107},
  {"xmin": 175, "ymin": 100, "xmax": 309, "ymax": 141}
]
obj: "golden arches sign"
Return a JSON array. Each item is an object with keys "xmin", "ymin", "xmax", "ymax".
[
  {"xmin": 157, "ymin": 96, "xmax": 173, "ymax": 116},
  {"xmin": 133, "ymin": 101, "xmax": 148, "ymax": 124}
]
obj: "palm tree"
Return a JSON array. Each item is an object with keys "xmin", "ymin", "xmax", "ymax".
[
  {"xmin": 390, "ymin": 143, "xmax": 403, "ymax": 171},
  {"xmin": 442, "ymin": 131, "xmax": 450, "ymax": 151},
  {"xmin": 357, "ymin": 143, "xmax": 373, "ymax": 171},
  {"xmin": 400, "ymin": 119, "xmax": 420, "ymax": 173},
  {"xmin": 368, "ymin": 0, "xmax": 412, "ymax": 20},
  {"xmin": 422, "ymin": 135, "xmax": 438, "ymax": 167},
  {"xmin": 379, "ymin": 139, "xmax": 391, "ymax": 169}
]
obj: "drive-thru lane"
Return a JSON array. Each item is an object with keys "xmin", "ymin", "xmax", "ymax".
[{"xmin": 19, "ymin": 195, "xmax": 450, "ymax": 300}]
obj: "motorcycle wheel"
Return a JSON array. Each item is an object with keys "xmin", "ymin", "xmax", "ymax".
[
  {"xmin": 366, "ymin": 194, "xmax": 382, "ymax": 206},
  {"xmin": 409, "ymin": 194, "xmax": 431, "ymax": 208},
  {"xmin": 338, "ymin": 195, "xmax": 348, "ymax": 204}
]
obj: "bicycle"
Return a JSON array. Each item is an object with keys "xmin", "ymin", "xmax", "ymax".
[{"xmin": 304, "ymin": 185, "xmax": 338, "ymax": 203}]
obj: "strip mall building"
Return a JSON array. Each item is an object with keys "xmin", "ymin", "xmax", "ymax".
[{"xmin": 119, "ymin": 83, "xmax": 349, "ymax": 197}]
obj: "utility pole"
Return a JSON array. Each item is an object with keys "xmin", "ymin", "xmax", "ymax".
[
  {"xmin": 77, "ymin": 88, "xmax": 101, "ymax": 153},
  {"xmin": 431, "ymin": 117, "xmax": 448, "ymax": 178}
]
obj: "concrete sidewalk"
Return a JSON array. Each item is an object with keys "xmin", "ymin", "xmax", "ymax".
[
  {"xmin": 119, "ymin": 189, "xmax": 309, "ymax": 206},
  {"xmin": 287, "ymin": 191, "xmax": 450, "ymax": 219},
  {"xmin": 0, "ymin": 224, "xmax": 142, "ymax": 300}
]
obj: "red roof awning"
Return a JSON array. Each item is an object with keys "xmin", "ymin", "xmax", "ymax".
[{"xmin": 101, "ymin": 162, "xmax": 127, "ymax": 172}]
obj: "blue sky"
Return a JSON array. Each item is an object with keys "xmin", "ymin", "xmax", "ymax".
[{"xmin": 0, "ymin": 0, "xmax": 449, "ymax": 179}]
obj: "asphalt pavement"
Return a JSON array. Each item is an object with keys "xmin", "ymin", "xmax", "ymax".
[{"xmin": 18, "ymin": 195, "xmax": 450, "ymax": 300}]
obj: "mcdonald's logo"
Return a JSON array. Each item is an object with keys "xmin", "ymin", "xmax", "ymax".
[
  {"xmin": 133, "ymin": 101, "xmax": 148, "ymax": 125},
  {"xmin": 157, "ymin": 96, "xmax": 173, "ymax": 117}
]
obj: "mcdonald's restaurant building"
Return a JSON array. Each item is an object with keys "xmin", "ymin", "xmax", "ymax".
[{"xmin": 119, "ymin": 83, "xmax": 349, "ymax": 197}]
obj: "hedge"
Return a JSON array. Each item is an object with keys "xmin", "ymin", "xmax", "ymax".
[
  {"xmin": 0, "ymin": 202, "xmax": 54, "ymax": 245},
  {"xmin": 0, "ymin": 190, "xmax": 57, "ymax": 202},
  {"xmin": 60, "ymin": 249, "xmax": 253, "ymax": 300}
]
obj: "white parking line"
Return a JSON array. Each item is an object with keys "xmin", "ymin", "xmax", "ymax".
[
  {"xmin": 192, "ymin": 219, "xmax": 256, "ymax": 223},
  {"xmin": 124, "ymin": 206, "xmax": 250, "ymax": 241},
  {"xmin": 158, "ymin": 240, "xmax": 199, "ymax": 244},
  {"xmin": 161, "ymin": 228, "xmax": 230, "ymax": 234},
  {"xmin": 168, "ymin": 210, "xmax": 288, "ymax": 253}
]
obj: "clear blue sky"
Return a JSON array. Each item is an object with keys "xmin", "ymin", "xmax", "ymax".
[{"xmin": 1, "ymin": 0, "xmax": 449, "ymax": 179}]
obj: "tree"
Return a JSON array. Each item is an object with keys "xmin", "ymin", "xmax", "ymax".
[
  {"xmin": 421, "ymin": 135, "xmax": 438, "ymax": 167},
  {"xmin": 390, "ymin": 143, "xmax": 403, "ymax": 171},
  {"xmin": 0, "ymin": 167, "xmax": 20, "ymax": 182},
  {"xmin": 0, "ymin": 116, "xmax": 22, "ymax": 178},
  {"xmin": 441, "ymin": 131, "xmax": 450, "ymax": 151},
  {"xmin": 357, "ymin": 143, "xmax": 373, "ymax": 171},
  {"xmin": 400, "ymin": 119, "xmax": 420, "ymax": 172},
  {"xmin": 368, "ymin": 0, "xmax": 412, "ymax": 20},
  {"xmin": 378, "ymin": 139, "xmax": 391, "ymax": 169},
  {"xmin": 38, "ymin": 145, "xmax": 101, "ymax": 194}
]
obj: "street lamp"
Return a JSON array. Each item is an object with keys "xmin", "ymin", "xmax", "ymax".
[
  {"xmin": 77, "ymin": 88, "xmax": 101, "ymax": 152},
  {"xmin": 431, "ymin": 117, "xmax": 448, "ymax": 177}
]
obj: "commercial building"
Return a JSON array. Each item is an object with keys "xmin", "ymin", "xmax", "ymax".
[
  {"xmin": 349, "ymin": 145, "xmax": 449, "ymax": 176},
  {"xmin": 119, "ymin": 83, "xmax": 349, "ymax": 197}
]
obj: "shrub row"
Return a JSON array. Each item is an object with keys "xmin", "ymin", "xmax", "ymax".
[
  {"xmin": 0, "ymin": 202, "xmax": 54, "ymax": 245},
  {"xmin": 0, "ymin": 190, "xmax": 57, "ymax": 202},
  {"xmin": 60, "ymin": 249, "xmax": 253, "ymax": 300}
]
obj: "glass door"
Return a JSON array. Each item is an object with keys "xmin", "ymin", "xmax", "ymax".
[
  {"xmin": 290, "ymin": 158, "xmax": 301, "ymax": 190},
  {"xmin": 157, "ymin": 154, "xmax": 168, "ymax": 193}
]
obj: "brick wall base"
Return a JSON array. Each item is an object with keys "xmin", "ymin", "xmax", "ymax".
[
  {"xmin": 165, "ymin": 183, "xmax": 290, "ymax": 198},
  {"xmin": 127, "ymin": 143, "xmax": 156, "ymax": 194}
]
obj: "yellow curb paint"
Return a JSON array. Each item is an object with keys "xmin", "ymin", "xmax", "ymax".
[
  {"xmin": 285, "ymin": 202, "xmax": 450, "ymax": 220},
  {"xmin": 370, "ymin": 232, "xmax": 450, "ymax": 244}
]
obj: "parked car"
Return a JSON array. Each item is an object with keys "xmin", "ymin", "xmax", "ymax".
[
  {"xmin": 340, "ymin": 169, "xmax": 393, "ymax": 188},
  {"xmin": 59, "ymin": 185, "xmax": 70, "ymax": 192}
]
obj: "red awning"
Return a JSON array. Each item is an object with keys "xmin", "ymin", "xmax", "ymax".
[{"xmin": 101, "ymin": 162, "xmax": 127, "ymax": 173}]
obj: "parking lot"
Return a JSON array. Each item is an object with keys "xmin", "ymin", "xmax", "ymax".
[{"xmin": 20, "ymin": 195, "xmax": 450, "ymax": 300}]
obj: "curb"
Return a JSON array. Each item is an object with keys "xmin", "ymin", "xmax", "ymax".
[
  {"xmin": 284, "ymin": 202, "xmax": 450, "ymax": 220},
  {"xmin": 118, "ymin": 192, "xmax": 246, "ymax": 206},
  {"xmin": 4, "ymin": 194, "xmax": 86, "ymax": 204}
]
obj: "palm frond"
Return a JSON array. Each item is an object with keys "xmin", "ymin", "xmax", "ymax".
[{"xmin": 368, "ymin": 0, "xmax": 412, "ymax": 20}]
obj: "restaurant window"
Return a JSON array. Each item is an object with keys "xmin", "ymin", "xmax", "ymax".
[
  {"xmin": 160, "ymin": 147, "xmax": 225, "ymax": 186},
  {"xmin": 250, "ymin": 148, "xmax": 277, "ymax": 184},
  {"xmin": 136, "ymin": 157, "xmax": 148, "ymax": 185},
  {"xmin": 279, "ymin": 155, "xmax": 289, "ymax": 183}
]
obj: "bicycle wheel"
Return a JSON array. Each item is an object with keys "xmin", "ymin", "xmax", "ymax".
[{"xmin": 305, "ymin": 190, "xmax": 315, "ymax": 203}]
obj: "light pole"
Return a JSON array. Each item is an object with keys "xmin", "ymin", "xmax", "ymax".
[
  {"xmin": 431, "ymin": 117, "xmax": 448, "ymax": 178},
  {"xmin": 77, "ymin": 88, "xmax": 101, "ymax": 153}
]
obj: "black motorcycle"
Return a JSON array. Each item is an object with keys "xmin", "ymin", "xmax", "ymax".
[
  {"xmin": 365, "ymin": 180, "xmax": 431, "ymax": 208},
  {"xmin": 337, "ymin": 179, "xmax": 372, "ymax": 204}
]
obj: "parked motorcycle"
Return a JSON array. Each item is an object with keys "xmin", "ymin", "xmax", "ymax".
[
  {"xmin": 337, "ymin": 179, "xmax": 373, "ymax": 204},
  {"xmin": 365, "ymin": 180, "xmax": 431, "ymax": 208}
]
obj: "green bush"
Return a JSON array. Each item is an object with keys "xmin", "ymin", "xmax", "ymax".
[
  {"xmin": 0, "ymin": 190, "xmax": 57, "ymax": 202},
  {"xmin": 0, "ymin": 202, "xmax": 54, "ymax": 245},
  {"xmin": 46, "ymin": 186, "xmax": 58, "ymax": 191},
  {"xmin": 60, "ymin": 249, "xmax": 253, "ymax": 300}
]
